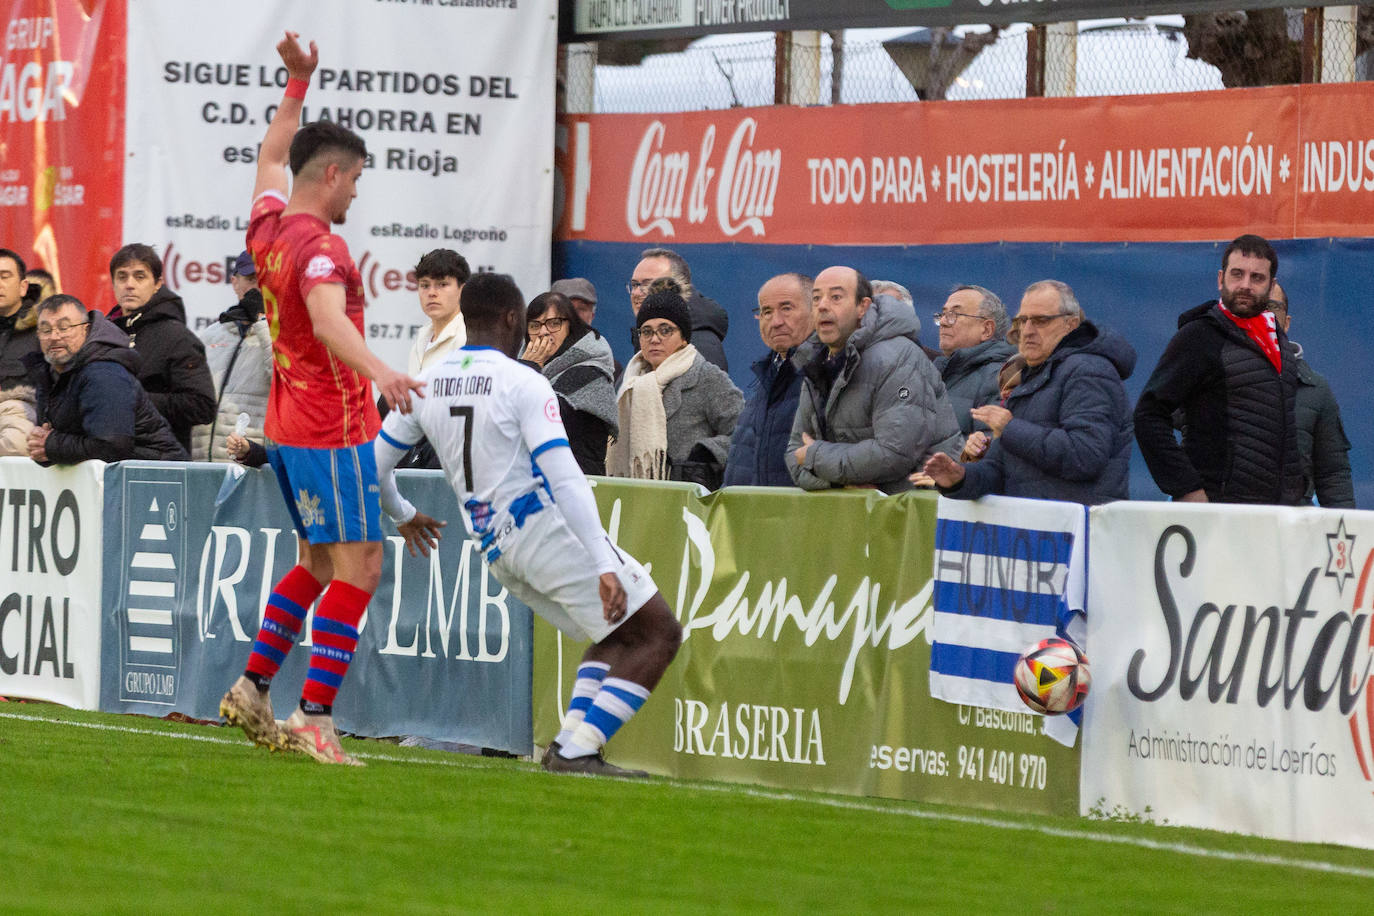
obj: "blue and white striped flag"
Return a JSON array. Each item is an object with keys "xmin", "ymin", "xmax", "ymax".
[{"xmin": 928, "ymin": 495, "xmax": 1088, "ymax": 746}]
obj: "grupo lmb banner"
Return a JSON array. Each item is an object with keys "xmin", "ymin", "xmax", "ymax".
[
  {"xmin": 2, "ymin": 0, "xmax": 555, "ymax": 371},
  {"xmin": 1083, "ymin": 502, "xmax": 1374, "ymax": 849},
  {"xmin": 557, "ymin": 83, "xmax": 1374, "ymax": 247}
]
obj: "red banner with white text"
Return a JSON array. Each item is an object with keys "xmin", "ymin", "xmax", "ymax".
[
  {"xmin": 557, "ymin": 83, "xmax": 1374, "ymax": 246},
  {"xmin": 0, "ymin": 0, "xmax": 125, "ymax": 303}
]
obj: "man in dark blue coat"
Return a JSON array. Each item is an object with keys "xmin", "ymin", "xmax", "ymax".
[
  {"xmin": 922, "ymin": 280, "xmax": 1136, "ymax": 505},
  {"xmin": 723, "ymin": 273, "xmax": 812, "ymax": 487},
  {"xmin": 23, "ymin": 295, "xmax": 186, "ymax": 464}
]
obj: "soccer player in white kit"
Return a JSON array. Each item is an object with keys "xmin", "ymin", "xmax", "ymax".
[{"xmin": 375, "ymin": 273, "xmax": 682, "ymax": 777}]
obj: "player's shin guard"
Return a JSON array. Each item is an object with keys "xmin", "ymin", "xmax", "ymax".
[
  {"xmin": 554, "ymin": 661, "xmax": 611, "ymax": 748},
  {"xmin": 300, "ymin": 580, "xmax": 371, "ymax": 711},
  {"xmin": 244, "ymin": 565, "xmax": 324, "ymax": 684},
  {"xmin": 559, "ymin": 677, "xmax": 650, "ymax": 759}
]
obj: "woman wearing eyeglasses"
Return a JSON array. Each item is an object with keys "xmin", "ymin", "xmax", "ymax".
[
  {"xmin": 521, "ymin": 291, "xmax": 618, "ymax": 476},
  {"xmin": 607, "ymin": 283, "xmax": 743, "ymax": 487}
]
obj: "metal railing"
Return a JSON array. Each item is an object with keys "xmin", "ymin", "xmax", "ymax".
[{"xmin": 561, "ymin": 8, "xmax": 1370, "ymax": 113}]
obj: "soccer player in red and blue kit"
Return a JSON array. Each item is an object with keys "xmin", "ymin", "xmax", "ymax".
[{"xmin": 218, "ymin": 32, "xmax": 438, "ymax": 765}]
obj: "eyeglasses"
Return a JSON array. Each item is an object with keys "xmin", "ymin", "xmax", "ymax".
[
  {"xmin": 636, "ymin": 324, "xmax": 679, "ymax": 343},
  {"xmin": 527, "ymin": 317, "xmax": 567, "ymax": 334},
  {"xmin": 933, "ymin": 310, "xmax": 985, "ymax": 326},
  {"xmin": 36, "ymin": 319, "xmax": 90, "ymax": 338},
  {"xmin": 626, "ymin": 279, "xmax": 654, "ymax": 294},
  {"xmin": 753, "ymin": 303, "xmax": 801, "ymax": 322},
  {"xmin": 1010, "ymin": 313, "xmax": 1072, "ymax": 332}
]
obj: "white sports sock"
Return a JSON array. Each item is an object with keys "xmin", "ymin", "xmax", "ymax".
[
  {"xmin": 554, "ymin": 661, "xmax": 610, "ymax": 748},
  {"xmin": 559, "ymin": 677, "xmax": 650, "ymax": 759}
]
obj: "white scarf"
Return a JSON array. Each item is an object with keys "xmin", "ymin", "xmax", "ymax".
[{"xmin": 607, "ymin": 344, "xmax": 698, "ymax": 479}]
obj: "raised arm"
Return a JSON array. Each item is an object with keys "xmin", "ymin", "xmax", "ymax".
[{"xmin": 252, "ymin": 31, "xmax": 319, "ymax": 203}]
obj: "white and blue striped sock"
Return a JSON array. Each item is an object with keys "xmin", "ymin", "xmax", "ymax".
[
  {"xmin": 554, "ymin": 661, "xmax": 610, "ymax": 749},
  {"xmin": 560, "ymin": 677, "xmax": 650, "ymax": 759}
]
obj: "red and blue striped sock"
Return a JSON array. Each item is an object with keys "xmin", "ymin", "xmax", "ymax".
[
  {"xmin": 244, "ymin": 565, "xmax": 324, "ymax": 686},
  {"xmin": 300, "ymin": 580, "xmax": 371, "ymax": 711}
]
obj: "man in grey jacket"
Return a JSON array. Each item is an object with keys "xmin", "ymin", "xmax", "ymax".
[
  {"xmin": 933, "ymin": 285, "xmax": 1017, "ymax": 436},
  {"xmin": 787, "ymin": 266, "xmax": 962, "ymax": 494}
]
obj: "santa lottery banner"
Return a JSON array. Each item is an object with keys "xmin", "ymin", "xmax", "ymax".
[
  {"xmin": 1082, "ymin": 502, "xmax": 1374, "ymax": 849},
  {"xmin": 0, "ymin": 0, "xmax": 554, "ymax": 370}
]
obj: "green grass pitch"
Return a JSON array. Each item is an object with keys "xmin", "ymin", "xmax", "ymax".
[{"xmin": 3, "ymin": 703, "xmax": 1373, "ymax": 914}]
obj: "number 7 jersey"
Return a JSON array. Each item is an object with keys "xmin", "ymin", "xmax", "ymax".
[{"xmin": 378, "ymin": 345, "xmax": 571, "ymax": 545}]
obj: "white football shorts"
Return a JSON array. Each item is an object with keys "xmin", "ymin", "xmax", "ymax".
[{"xmin": 490, "ymin": 506, "xmax": 658, "ymax": 644}]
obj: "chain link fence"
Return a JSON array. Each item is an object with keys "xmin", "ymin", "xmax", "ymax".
[{"xmin": 563, "ymin": 7, "xmax": 1372, "ymax": 113}]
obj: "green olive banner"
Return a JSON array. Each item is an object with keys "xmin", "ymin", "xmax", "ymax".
[{"xmin": 533, "ymin": 479, "xmax": 1079, "ymax": 815}]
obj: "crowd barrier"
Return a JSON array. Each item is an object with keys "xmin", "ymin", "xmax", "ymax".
[
  {"xmin": 534, "ymin": 480, "xmax": 1080, "ymax": 815},
  {"xmin": 1083, "ymin": 501, "xmax": 1374, "ymax": 849},
  {"xmin": 0, "ymin": 457, "xmax": 533, "ymax": 753},
  {"xmin": 4, "ymin": 455, "xmax": 1370, "ymax": 846}
]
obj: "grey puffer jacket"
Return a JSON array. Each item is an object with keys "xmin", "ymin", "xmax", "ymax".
[
  {"xmin": 945, "ymin": 321, "xmax": 1135, "ymax": 505},
  {"xmin": 936, "ymin": 337, "xmax": 1019, "ymax": 435},
  {"xmin": 787, "ymin": 294, "xmax": 963, "ymax": 494}
]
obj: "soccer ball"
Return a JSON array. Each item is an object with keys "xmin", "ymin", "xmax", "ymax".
[{"xmin": 1013, "ymin": 637, "xmax": 1090, "ymax": 715}]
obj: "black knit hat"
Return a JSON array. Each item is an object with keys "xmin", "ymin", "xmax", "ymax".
[{"xmin": 636, "ymin": 289, "xmax": 692, "ymax": 343}]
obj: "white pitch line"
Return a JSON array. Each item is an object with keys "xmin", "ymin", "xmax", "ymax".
[
  {"xmin": 0, "ymin": 710, "xmax": 493, "ymax": 769},
  {"xmin": 4, "ymin": 710, "xmax": 1373, "ymax": 879}
]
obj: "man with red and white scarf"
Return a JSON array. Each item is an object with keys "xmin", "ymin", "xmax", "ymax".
[{"xmin": 1134, "ymin": 233, "xmax": 1303, "ymax": 505}]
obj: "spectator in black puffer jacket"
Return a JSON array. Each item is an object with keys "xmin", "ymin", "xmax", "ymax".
[
  {"xmin": 22, "ymin": 295, "xmax": 186, "ymax": 464},
  {"xmin": 107, "ymin": 243, "xmax": 215, "ymax": 455},
  {"xmin": 1135, "ymin": 234, "xmax": 1303, "ymax": 505}
]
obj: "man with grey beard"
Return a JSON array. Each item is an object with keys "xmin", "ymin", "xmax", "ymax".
[{"xmin": 22, "ymin": 294, "xmax": 185, "ymax": 464}]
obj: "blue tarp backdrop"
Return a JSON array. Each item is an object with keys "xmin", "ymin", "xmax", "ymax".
[{"xmin": 556, "ymin": 237, "xmax": 1372, "ymax": 507}]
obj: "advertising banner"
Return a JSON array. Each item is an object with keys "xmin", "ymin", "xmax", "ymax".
[
  {"xmin": 98, "ymin": 462, "xmax": 533, "ymax": 753},
  {"xmin": 930, "ymin": 495, "xmax": 1086, "ymax": 746},
  {"xmin": 1082, "ymin": 502, "xmax": 1374, "ymax": 849},
  {"xmin": 0, "ymin": 457, "xmax": 103, "ymax": 709},
  {"xmin": 534, "ymin": 481, "xmax": 1080, "ymax": 815},
  {"xmin": 0, "ymin": 0, "xmax": 125, "ymax": 303},
  {"xmin": 556, "ymin": 83, "xmax": 1374, "ymax": 247},
  {"xmin": 122, "ymin": 0, "xmax": 556, "ymax": 369},
  {"xmin": 564, "ymin": 0, "xmax": 1329, "ymax": 40}
]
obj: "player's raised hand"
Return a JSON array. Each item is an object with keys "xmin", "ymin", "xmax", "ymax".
[
  {"xmin": 276, "ymin": 31, "xmax": 319, "ymax": 81},
  {"xmin": 397, "ymin": 511, "xmax": 447, "ymax": 558},
  {"xmin": 377, "ymin": 367, "xmax": 426, "ymax": 414},
  {"xmin": 599, "ymin": 573, "xmax": 628, "ymax": 624}
]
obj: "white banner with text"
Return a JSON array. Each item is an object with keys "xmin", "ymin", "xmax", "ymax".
[
  {"xmin": 0, "ymin": 457, "xmax": 104, "ymax": 709},
  {"xmin": 1082, "ymin": 501, "xmax": 1374, "ymax": 848},
  {"xmin": 123, "ymin": 0, "xmax": 555, "ymax": 369}
]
